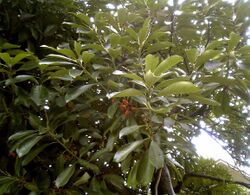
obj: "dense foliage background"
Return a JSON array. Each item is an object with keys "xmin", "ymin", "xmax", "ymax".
[{"xmin": 0, "ymin": 0, "xmax": 249, "ymax": 194}]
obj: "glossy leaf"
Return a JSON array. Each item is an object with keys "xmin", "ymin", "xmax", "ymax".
[
  {"xmin": 188, "ymin": 94, "xmax": 221, "ymax": 106},
  {"xmin": 196, "ymin": 50, "xmax": 220, "ymax": 68},
  {"xmin": 41, "ymin": 45, "xmax": 76, "ymax": 59},
  {"xmin": 8, "ymin": 130, "xmax": 37, "ymax": 141},
  {"xmin": 16, "ymin": 135, "xmax": 44, "ymax": 157},
  {"xmin": 113, "ymin": 70, "xmax": 143, "ymax": 81},
  {"xmin": 145, "ymin": 54, "xmax": 159, "ymax": 72},
  {"xmin": 186, "ymin": 48, "xmax": 197, "ymax": 64},
  {"xmin": 5, "ymin": 75, "xmax": 38, "ymax": 86},
  {"xmin": 109, "ymin": 88, "xmax": 144, "ymax": 98},
  {"xmin": 138, "ymin": 18, "xmax": 150, "ymax": 46},
  {"xmin": 55, "ymin": 165, "xmax": 75, "ymax": 188},
  {"xmin": 201, "ymin": 76, "xmax": 237, "ymax": 86},
  {"xmin": 127, "ymin": 161, "xmax": 139, "ymax": 189},
  {"xmin": 73, "ymin": 172, "xmax": 90, "ymax": 186},
  {"xmin": 158, "ymin": 81, "xmax": 200, "ymax": 96},
  {"xmin": 30, "ymin": 85, "xmax": 49, "ymax": 106},
  {"xmin": 103, "ymin": 174, "xmax": 124, "ymax": 190},
  {"xmin": 228, "ymin": 32, "xmax": 241, "ymax": 51},
  {"xmin": 22, "ymin": 144, "xmax": 51, "ymax": 166},
  {"xmin": 82, "ymin": 51, "xmax": 95, "ymax": 64},
  {"xmin": 0, "ymin": 53, "xmax": 11, "ymax": 66},
  {"xmin": 65, "ymin": 84, "xmax": 93, "ymax": 103},
  {"xmin": 136, "ymin": 151, "xmax": 154, "ymax": 186},
  {"xmin": 154, "ymin": 55, "xmax": 183, "ymax": 75},
  {"xmin": 107, "ymin": 103, "xmax": 118, "ymax": 119},
  {"xmin": 12, "ymin": 53, "xmax": 30, "ymax": 65},
  {"xmin": 144, "ymin": 70, "xmax": 161, "ymax": 87},
  {"xmin": 119, "ymin": 125, "xmax": 142, "ymax": 138},
  {"xmin": 148, "ymin": 141, "xmax": 164, "ymax": 169},
  {"xmin": 114, "ymin": 140, "xmax": 145, "ymax": 162}
]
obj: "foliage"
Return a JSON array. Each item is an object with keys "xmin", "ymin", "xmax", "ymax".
[
  {"xmin": 180, "ymin": 158, "xmax": 248, "ymax": 194},
  {"xmin": 0, "ymin": 0, "xmax": 250, "ymax": 194},
  {"xmin": 0, "ymin": 0, "xmax": 79, "ymax": 55}
]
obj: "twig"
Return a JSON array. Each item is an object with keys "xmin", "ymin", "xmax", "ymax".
[
  {"xmin": 184, "ymin": 173, "xmax": 250, "ymax": 189},
  {"xmin": 154, "ymin": 168, "xmax": 162, "ymax": 195}
]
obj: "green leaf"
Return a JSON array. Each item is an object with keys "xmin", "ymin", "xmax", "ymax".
[
  {"xmin": 186, "ymin": 48, "xmax": 197, "ymax": 64},
  {"xmin": 78, "ymin": 160, "xmax": 100, "ymax": 174},
  {"xmin": 144, "ymin": 70, "xmax": 161, "ymax": 87},
  {"xmin": 136, "ymin": 151, "xmax": 154, "ymax": 186},
  {"xmin": 69, "ymin": 69, "xmax": 83, "ymax": 78},
  {"xmin": 108, "ymin": 48, "xmax": 122, "ymax": 59},
  {"xmin": 41, "ymin": 45, "xmax": 76, "ymax": 59},
  {"xmin": 187, "ymin": 94, "xmax": 221, "ymax": 106},
  {"xmin": 103, "ymin": 174, "xmax": 124, "ymax": 191},
  {"xmin": 12, "ymin": 53, "xmax": 30, "ymax": 65},
  {"xmin": 0, "ymin": 176, "xmax": 17, "ymax": 194},
  {"xmin": 148, "ymin": 141, "xmax": 164, "ymax": 169},
  {"xmin": 65, "ymin": 84, "xmax": 93, "ymax": 103},
  {"xmin": 16, "ymin": 135, "xmax": 44, "ymax": 157},
  {"xmin": 107, "ymin": 103, "xmax": 118, "ymax": 119},
  {"xmin": 156, "ymin": 77, "xmax": 190, "ymax": 89},
  {"xmin": 113, "ymin": 70, "xmax": 143, "ymax": 81},
  {"xmin": 145, "ymin": 54, "xmax": 159, "ymax": 72},
  {"xmin": 213, "ymin": 91, "xmax": 230, "ymax": 116},
  {"xmin": 114, "ymin": 139, "xmax": 145, "ymax": 162},
  {"xmin": 73, "ymin": 172, "xmax": 90, "ymax": 186},
  {"xmin": 119, "ymin": 125, "xmax": 142, "ymax": 138},
  {"xmin": 22, "ymin": 144, "xmax": 51, "ymax": 166},
  {"xmin": 206, "ymin": 40, "xmax": 225, "ymax": 50},
  {"xmin": 109, "ymin": 33, "xmax": 121, "ymax": 46},
  {"xmin": 228, "ymin": 32, "xmax": 241, "ymax": 51},
  {"xmin": 1, "ymin": 43, "xmax": 20, "ymax": 50},
  {"xmin": 158, "ymin": 81, "xmax": 200, "ymax": 96},
  {"xmin": 127, "ymin": 28, "xmax": 137, "ymax": 40},
  {"xmin": 154, "ymin": 55, "xmax": 183, "ymax": 75},
  {"xmin": 146, "ymin": 41, "xmax": 173, "ymax": 53},
  {"xmin": 127, "ymin": 161, "xmax": 139, "ymax": 189},
  {"xmin": 138, "ymin": 18, "xmax": 150, "ymax": 46},
  {"xmin": 46, "ymin": 54, "xmax": 76, "ymax": 63},
  {"xmin": 109, "ymin": 88, "xmax": 144, "ymax": 98},
  {"xmin": 74, "ymin": 41, "xmax": 82, "ymax": 56},
  {"xmin": 196, "ymin": 50, "xmax": 220, "ymax": 68},
  {"xmin": 0, "ymin": 53, "xmax": 12, "ymax": 66},
  {"xmin": 39, "ymin": 60, "xmax": 76, "ymax": 66},
  {"xmin": 17, "ymin": 61, "xmax": 38, "ymax": 71},
  {"xmin": 238, "ymin": 45, "xmax": 250, "ymax": 54},
  {"xmin": 30, "ymin": 85, "xmax": 49, "ymax": 106},
  {"xmin": 24, "ymin": 182, "xmax": 39, "ymax": 192},
  {"xmin": 73, "ymin": 13, "xmax": 91, "ymax": 25},
  {"xmin": 200, "ymin": 76, "xmax": 237, "ymax": 86},
  {"xmin": 5, "ymin": 75, "xmax": 38, "ymax": 86},
  {"xmin": 8, "ymin": 130, "xmax": 37, "ymax": 141},
  {"xmin": 82, "ymin": 51, "xmax": 95, "ymax": 64},
  {"xmin": 55, "ymin": 165, "xmax": 75, "ymax": 188}
]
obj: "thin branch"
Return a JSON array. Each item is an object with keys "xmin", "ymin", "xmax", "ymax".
[
  {"xmin": 160, "ymin": 166, "xmax": 176, "ymax": 195},
  {"xmin": 184, "ymin": 173, "xmax": 250, "ymax": 189},
  {"xmin": 154, "ymin": 168, "xmax": 162, "ymax": 195}
]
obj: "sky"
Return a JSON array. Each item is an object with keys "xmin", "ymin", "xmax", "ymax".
[{"xmin": 192, "ymin": 130, "xmax": 250, "ymax": 175}]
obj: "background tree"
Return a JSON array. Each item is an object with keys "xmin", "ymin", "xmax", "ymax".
[{"xmin": 0, "ymin": 0, "xmax": 249, "ymax": 194}]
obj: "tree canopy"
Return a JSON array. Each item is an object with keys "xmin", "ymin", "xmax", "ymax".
[{"xmin": 0, "ymin": 0, "xmax": 249, "ymax": 194}]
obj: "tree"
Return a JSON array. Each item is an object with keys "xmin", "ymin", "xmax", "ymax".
[{"xmin": 0, "ymin": 0, "xmax": 249, "ymax": 194}]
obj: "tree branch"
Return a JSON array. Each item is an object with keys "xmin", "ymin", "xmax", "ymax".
[
  {"xmin": 184, "ymin": 173, "xmax": 250, "ymax": 189},
  {"xmin": 158, "ymin": 166, "xmax": 176, "ymax": 195},
  {"xmin": 154, "ymin": 168, "xmax": 162, "ymax": 195}
]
